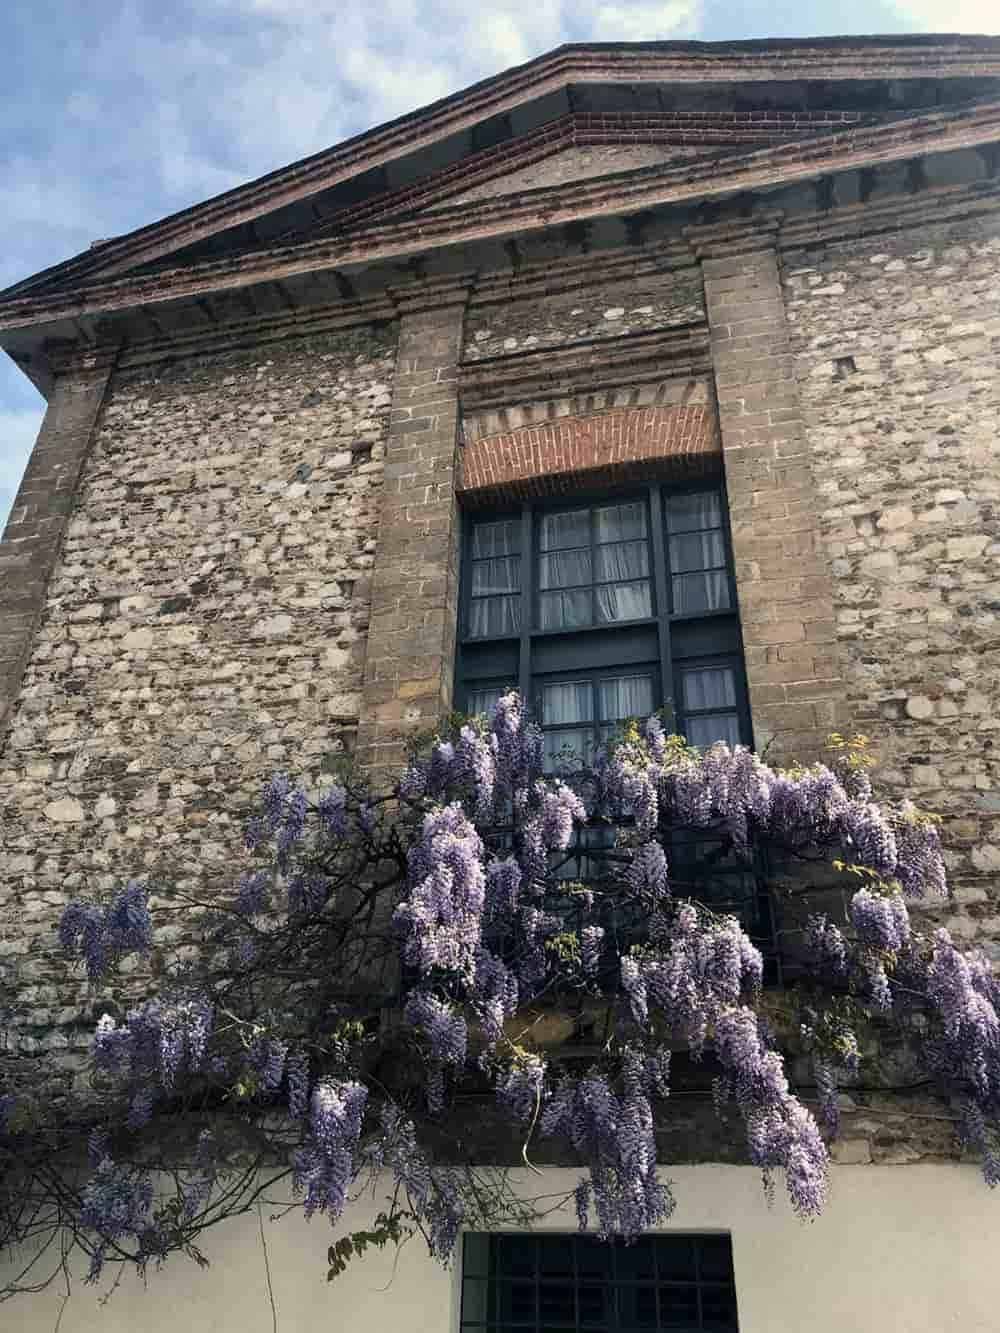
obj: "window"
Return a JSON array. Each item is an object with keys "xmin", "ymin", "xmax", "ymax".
[
  {"xmin": 456, "ymin": 482, "xmax": 771, "ymax": 952},
  {"xmin": 460, "ymin": 1232, "xmax": 740, "ymax": 1333},
  {"xmin": 457, "ymin": 482, "xmax": 750, "ymax": 765}
]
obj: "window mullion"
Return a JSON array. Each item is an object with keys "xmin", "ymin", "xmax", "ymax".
[
  {"xmin": 648, "ymin": 484, "xmax": 675, "ymax": 731},
  {"xmin": 590, "ymin": 502, "xmax": 598, "ymax": 627},
  {"xmin": 519, "ymin": 504, "xmax": 533, "ymax": 711}
]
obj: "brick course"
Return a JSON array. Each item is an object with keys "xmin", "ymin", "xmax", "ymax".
[
  {"xmin": 357, "ymin": 303, "xmax": 466, "ymax": 786},
  {"xmin": 701, "ymin": 243, "xmax": 847, "ymax": 761},
  {"xmin": 0, "ymin": 346, "xmax": 115, "ymax": 736},
  {"xmin": 458, "ymin": 404, "xmax": 719, "ymax": 504}
]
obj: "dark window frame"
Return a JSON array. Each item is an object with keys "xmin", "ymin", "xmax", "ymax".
[
  {"xmin": 457, "ymin": 478, "xmax": 750, "ymax": 748},
  {"xmin": 460, "ymin": 1231, "xmax": 741, "ymax": 1333},
  {"xmin": 455, "ymin": 478, "xmax": 785, "ymax": 977}
]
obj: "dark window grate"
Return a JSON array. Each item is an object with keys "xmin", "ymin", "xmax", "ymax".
[{"xmin": 460, "ymin": 1232, "xmax": 740, "ymax": 1333}]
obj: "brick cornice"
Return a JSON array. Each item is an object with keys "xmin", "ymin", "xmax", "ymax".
[
  {"xmin": 683, "ymin": 214, "xmax": 784, "ymax": 261},
  {"xmin": 5, "ymin": 98, "xmax": 1000, "ymax": 339},
  {"xmin": 298, "ymin": 110, "xmax": 874, "ymax": 243},
  {"xmin": 7, "ymin": 37, "xmax": 998, "ymax": 298}
]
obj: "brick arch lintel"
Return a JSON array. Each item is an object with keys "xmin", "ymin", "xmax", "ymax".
[{"xmin": 457, "ymin": 403, "xmax": 720, "ymax": 506}]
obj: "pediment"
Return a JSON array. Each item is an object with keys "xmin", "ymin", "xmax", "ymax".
[{"xmin": 5, "ymin": 35, "xmax": 1000, "ymax": 307}]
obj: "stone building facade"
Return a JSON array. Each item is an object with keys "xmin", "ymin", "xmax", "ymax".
[{"xmin": 3, "ymin": 34, "xmax": 1000, "ymax": 1331}]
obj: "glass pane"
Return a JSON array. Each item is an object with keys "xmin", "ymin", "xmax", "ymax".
[
  {"xmin": 616, "ymin": 1236, "xmax": 657, "ymax": 1280},
  {"xmin": 659, "ymin": 1284, "xmax": 700, "ymax": 1326},
  {"xmin": 669, "ymin": 531, "xmax": 725, "ymax": 574},
  {"xmin": 472, "ymin": 519, "xmax": 520, "ymax": 558},
  {"xmin": 539, "ymin": 549, "xmax": 592, "ymax": 590},
  {"xmin": 667, "ymin": 491, "xmax": 722, "ymax": 532},
  {"xmin": 543, "ymin": 728, "xmax": 592, "ymax": 774},
  {"xmin": 496, "ymin": 1234, "xmax": 535, "ymax": 1277},
  {"xmin": 702, "ymin": 1286, "xmax": 739, "ymax": 1330},
  {"xmin": 617, "ymin": 1285, "xmax": 659, "ymax": 1328},
  {"xmin": 595, "ymin": 540, "xmax": 650, "ymax": 583},
  {"xmin": 540, "ymin": 509, "xmax": 590, "ymax": 551},
  {"xmin": 578, "ymin": 1283, "xmax": 608, "ymax": 1324},
  {"xmin": 542, "ymin": 681, "xmax": 593, "ymax": 724},
  {"xmin": 598, "ymin": 675, "xmax": 654, "ymax": 721},
  {"xmin": 596, "ymin": 581, "xmax": 652, "ymax": 623},
  {"xmin": 462, "ymin": 1278, "xmax": 490, "ymax": 1324},
  {"xmin": 463, "ymin": 1233, "xmax": 491, "ymax": 1279},
  {"xmin": 686, "ymin": 713, "xmax": 741, "ymax": 749},
  {"xmin": 539, "ymin": 588, "xmax": 591, "ymax": 630},
  {"xmin": 682, "ymin": 667, "xmax": 736, "ymax": 712},
  {"xmin": 538, "ymin": 1236, "xmax": 575, "ymax": 1278},
  {"xmin": 595, "ymin": 501, "xmax": 647, "ymax": 543},
  {"xmin": 672, "ymin": 571, "xmax": 730, "ymax": 614},
  {"xmin": 575, "ymin": 1237, "xmax": 612, "ymax": 1279},
  {"xmin": 469, "ymin": 595, "xmax": 520, "ymax": 637},
  {"xmin": 539, "ymin": 1285, "xmax": 575, "ymax": 1323},
  {"xmin": 467, "ymin": 686, "xmax": 513, "ymax": 719},
  {"xmin": 698, "ymin": 1236, "xmax": 734, "ymax": 1282},
  {"xmin": 656, "ymin": 1236, "xmax": 696, "ymax": 1280},
  {"xmin": 472, "ymin": 556, "xmax": 520, "ymax": 595},
  {"xmin": 497, "ymin": 1282, "xmax": 535, "ymax": 1323}
]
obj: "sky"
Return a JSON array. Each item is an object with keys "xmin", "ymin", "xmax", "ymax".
[{"xmin": 1, "ymin": 0, "xmax": 997, "ymax": 528}]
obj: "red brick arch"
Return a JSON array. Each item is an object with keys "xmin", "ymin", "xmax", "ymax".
[{"xmin": 458, "ymin": 404, "xmax": 720, "ymax": 504}]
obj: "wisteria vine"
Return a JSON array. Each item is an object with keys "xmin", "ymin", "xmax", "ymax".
[{"xmin": 2, "ymin": 692, "xmax": 996, "ymax": 1301}]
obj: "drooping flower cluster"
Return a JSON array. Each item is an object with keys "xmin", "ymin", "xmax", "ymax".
[
  {"xmin": 393, "ymin": 803, "xmax": 486, "ymax": 980},
  {"xmin": 850, "ymin": 887, "xmax": 911, "ymax": 955},
  {"xmin": 621, "ymin": 905, "xmax": 763, "ymax": 1054},
  {"xmin": 495, "ymin": 1054, "xmax": 546, "ymax": 1124},
  {"xmin": 293, "ymin": 1079, "xmax": 369, "ymax": 1221},
  {"xmin": 43, "ymin": 688, "xmax": 1000, "ymax": 1297},
  {"xmin": 541, "ymin": 1051, "xmax": 674, "ymax": 1240},
  {"xmin": 713, "ymin": 1008, "xmax": 828, "ymax": 1217},
  {"xmin": 59, "ymin": 881, "xmax": 152, "ymax": 982},
  {"xmin": 79, "ymin": 1146, "xmax": 156, "ymax": 1283}
]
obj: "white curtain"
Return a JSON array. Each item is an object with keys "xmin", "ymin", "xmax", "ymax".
[
  {"xmin": 682, "ymin": 667, "xmax": 736, "ymax": 712},
  {"xmin": 472, "ymin": 519, "xmax": 519, "ymax": 558},
  {"xmin": 540, "ymin": 509, "xmax": 589, "ymax": 550},
  {"xmin": 539, "ymin": 549, "xmax": 591, "ymax": 589},
  {"xmin": 542, "ymin": 681, "xmax": 592, "ymax": 723},
  {"xmin": 598, "ymin": 675, "xmax": 654, "ymax": 721},
  {"xmin": 539, "ymin": 588, "xmax": 590, "ymax": 630},
  {"xmin": 672, "ymin": 570, "xmax": 729, "ymax": 614},
  {"xmin": 469, "ymin": 594, "xmax": 519, "ymax": 637},
  {"xmin": 596, "ymin": 581, "xmax": 652, "ymax": 622},
  {"xmin": 687, "ymin": 714, "xmax": 741, "ymax": 749},
  {"xmin": 666, "ymin": 491, "xmax": 722, "ymax": 533}
]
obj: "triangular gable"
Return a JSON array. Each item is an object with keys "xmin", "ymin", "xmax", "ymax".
[
  {"xmin": 5, "ymin": 35, "xmax": 1000, "ymax": 303},
  {"xmin": 267, "ymin": 109, "xmax": 884, "ymax": 247}
]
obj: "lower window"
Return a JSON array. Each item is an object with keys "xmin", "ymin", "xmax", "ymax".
[{"xmin": 461, "ymin": 1232, "xmax": 740, "ymax": 1333}]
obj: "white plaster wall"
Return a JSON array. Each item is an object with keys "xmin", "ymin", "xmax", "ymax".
[{"xmin": 5, "ymin": 1164, "xmax": 998, "ymax": 1332}]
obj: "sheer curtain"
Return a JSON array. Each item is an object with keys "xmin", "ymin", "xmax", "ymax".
[
  {"xmin": 665, "ymin": 492, "xmax": 731, "ymax": 615},
  {"xmin": 681, "ymin": 666, "xmax": 739, "ymax": 749},
  {"xmin": 469, "ymin": 518, "xmax": 521, "ymax": 636}
]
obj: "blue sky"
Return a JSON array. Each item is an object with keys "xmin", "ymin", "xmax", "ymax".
[{"xmin": 1, "ymin": 0, "xmax": 995, "ymax": 528}]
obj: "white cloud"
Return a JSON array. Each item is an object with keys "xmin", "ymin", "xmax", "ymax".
[
  {"xmin": 889, "ymin": 0, "xmax": 998, "ymax": 31},
  {"xmin": 0, "ymin": 406, "xmax": 46, "ymax": 532},
  {"xmin": 593, "ymin": 3, "xmax": 700, "ymax": 40}
]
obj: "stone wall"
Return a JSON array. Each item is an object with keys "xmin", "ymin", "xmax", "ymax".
[
  {"xmin": 0, "ymin": 324, "xmax": 395, "ymax": 1076},
  {"xmin": 782, "ymin": 212, "xmax": 1000, "ymax": 947},
  {"xmin": 463, "ymin": 262, "xmax": 704, "ymax": 360},
  {"xmin": 438, "ymin": 143, "xmax": 704, "ymax": 207}
]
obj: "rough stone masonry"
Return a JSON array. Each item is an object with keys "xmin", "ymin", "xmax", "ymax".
[{"xmin": 2, "ymin": 37, "xmax": 1000, "ymax": 1172}]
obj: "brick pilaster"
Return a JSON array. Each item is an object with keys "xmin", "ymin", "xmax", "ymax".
[
  {"xmin": 357, "ymin": 301, "xmax": 466, "ymax": 786},
  {"xmin": 697, "ymin": 238, "xmax": 847, "ymax": 762},
  {"xmin": 0, "ymin": 343, "xmax": 116, "ymax": 738}
]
